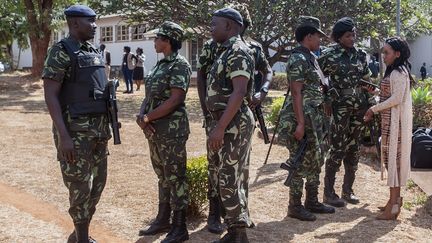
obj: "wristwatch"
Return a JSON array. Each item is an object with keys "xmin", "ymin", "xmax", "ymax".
[
  {"xmin": 260, "ymin": 86, "xmax": 269, "ymax": 94},
  {"xmin": 143, "ymin": 114, "xmax": 150, "ymax": 123}
]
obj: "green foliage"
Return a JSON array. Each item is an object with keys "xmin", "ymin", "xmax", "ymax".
[
  {"xmin": 406, "ymin": 179, "xmax": 417, "ymax": 190},
  {"xmin": 412, "ymin": 86, "xmax": 432, "ymax": 106},
  {"xmin": 266, "ymin": 96, "xmax": 286, "ymax": 127},
  {"xmin": 271, "ymin": 73, "xmax": 288, "ymax": 91},
  {"xmin": 403, "ymin": 192, "xmax": 429, "ymax": 211},
  {"xmin": 417, "ymin": 77, "xmax": 432, "ymax": 88},
  {"xmin": 412, "ymin": 86, "xmax": 432, "ymax": 128},
  {"xmin": 186, "ymin": 156, "xmax": 208, "ymax": 216}
]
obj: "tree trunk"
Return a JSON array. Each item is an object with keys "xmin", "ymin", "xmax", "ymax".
[
  {"xmin": 29, "ymin": 36, "xmax": 51, "ymax": 77},
  {"xmin": 23, "ymin": 0, "xmax": 53, "ymax": 77}
]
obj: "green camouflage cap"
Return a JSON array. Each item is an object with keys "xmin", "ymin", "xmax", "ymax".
[
  {"xmin": 157, "ymin": 21, "xmax": 184, "ymax": 42},
  {"xmin": 228, "ymin": 3, "xmax": 252, "ymax": 27},
  {"xmin": 297, "ymin": 16, "xmax": 326, "ymax": 36}
]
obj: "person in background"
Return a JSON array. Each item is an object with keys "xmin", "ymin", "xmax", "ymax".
[
  {"xmin": 369, "ymin": 56, "xmax": 379, "ymax": 78},
  {"xmin": 100, "ymin": 44, "xmax": 111, "ymax": 79},
  {"xmin": 420, "ymin": 62, "xmax": 427, "ymax": 80},
  {"xmin": 133, "ymin": 47, "xmax": 146, "ymax": 91},
  {"xmin": 122, "ymin": 46, "xmax": 135, "ymax": 93}
]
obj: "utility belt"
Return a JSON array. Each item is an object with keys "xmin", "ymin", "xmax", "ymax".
[
  {"xmin": 327, "ymin": 87, "xmax": 363, "ymax": 99},
  {"xmin": 209, "ymin": 104, "xmax": 249, "ymax": 121}
]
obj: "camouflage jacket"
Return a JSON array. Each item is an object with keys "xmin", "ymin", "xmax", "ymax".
[
  {"xmin": 318, "ymin": 43, "xmax": 371, "ymax": 105},
  {"xmin": 285, "ymin": 46, "xmax": 324, "ymax": 110},
  {"xmin": 197, "ymin": 39, "xmax": 225, "ymax": 75},
  {"xmin": 143, "ymin": 52, "xmax": 191, "ymax": 139},
  {"xmin": 245, "ymin": 40, "xmax": 271, "ymax": 92},
  {"xmin": 198, "ymin": 39, "xmax": 269, "ymax": 92},
  {"xmin": 205, "ymin": 35, "xmax": 255, "ymax": 112},
  {"xmin": 42, "ymin": 37, "xmax": 110, "ymax": 139}
]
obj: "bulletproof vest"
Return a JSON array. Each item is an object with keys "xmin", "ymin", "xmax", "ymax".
[{"xmin": 59, "ymin": 38, "xmax": 108, "ymax": 117}]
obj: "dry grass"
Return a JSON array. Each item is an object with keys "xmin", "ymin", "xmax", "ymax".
[{"xmin": 0, "ymin": 72, "xmax": 431, "ymax": 243}]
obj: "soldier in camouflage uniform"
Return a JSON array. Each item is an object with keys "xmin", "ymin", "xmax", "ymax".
[
  {"xmin": 136, "ymin": 21, "xmax": 191, "ymax": 243},
  {"xmin": 278, "ymin": 16, "xmax": 335, "ymax": 222},
  {"xmin": 205, "ymin": 8, "xmax": 254, "ymax": 243},
  {"xmin": 43, "ymin": 5, "xmax": 110, "ymax": 243},
  {"xmin": 196, "ymin": 3, "xmax": 271, "ymax": 234},
  {"xmin": 318, "ymin": 17, "xmax": 372, "ymax": 207}
]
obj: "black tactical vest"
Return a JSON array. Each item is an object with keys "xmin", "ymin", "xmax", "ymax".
[{"xmin": 59, "ymin": 38, "xmax": 108, "ymax": 117}]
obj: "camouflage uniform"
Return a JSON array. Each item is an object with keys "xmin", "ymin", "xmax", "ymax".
[
  {"xmin": 142, "ymin": 51, "xmax": 191, "ymax": 211},
  {"xmin": 318, "ymin": 43, "xmax": 371, "ymax": 198},
  {"xmin": 42, "ymin": 37, "xmax": 111, "ymax": 225},
  {"xmin": 278, "ymin": 46, "xmax": 328, "ymax": 204},
  {"xmin": 198, "ymin": 40, "xmax": 226, "ymax": 201},
  {"xmin": 205, "ymin": 35, "xmax": 255, "ymax": 228}
]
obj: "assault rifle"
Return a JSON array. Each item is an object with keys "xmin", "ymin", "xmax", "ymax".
[
  {"xmin": 107, "ymin": 79, "xmax": 121, "ymax": 145},
  {"xmin": 280, "ymin": 136, "xmax": 308, "ymax": 187},
  {"xmin": 255, "ymin": 105, "xmax": 270, "ymax": 144}
]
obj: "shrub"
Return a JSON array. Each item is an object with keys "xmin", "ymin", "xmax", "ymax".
[
  {"xmin": 412, "ymin": 86, "xmax": 432, "ymax": 128},
  {"xmin": 412, "ymin": 86, "xmax": 432, "ymax": 106},
  {"xmin": 186, "ymin": 156, "xmax": 208, "ymax": 216},
  {"xmin": 266, "ymin": 96, "xmax": 286, "ymax": 127},
  {"xmin": 271, "ymin": 72, "xmax": 288, "ymax": 90}
]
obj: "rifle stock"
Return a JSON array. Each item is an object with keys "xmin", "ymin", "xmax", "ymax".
[{"xmin": 280, "ymin": 136, "xmax": 308, "ymax": 187}]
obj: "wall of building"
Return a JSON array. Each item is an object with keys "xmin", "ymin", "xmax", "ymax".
[{"xmin": 409, "ymin": 35, "xmax": 432, "ymax": 78}]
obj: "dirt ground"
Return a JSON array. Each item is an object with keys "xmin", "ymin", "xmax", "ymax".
[{"xmin": 0, "ymin": 71, "xmax": 431, "ymax": 243}]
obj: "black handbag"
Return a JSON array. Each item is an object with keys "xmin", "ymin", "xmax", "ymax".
[{"xmin": 411, "ymin": 128, "xmax": 432, "ymax": 168}]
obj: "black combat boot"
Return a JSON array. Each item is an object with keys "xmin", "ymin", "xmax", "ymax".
[
  {"xmin": 288, "ymin": 195, "xmax": 316, "ymax": 221},
  {"xmin": 161, "ymin": 209, "xmax": 189, "ymax": 243},
  {"xmin": 207, "ymin": 197, "xmax": 224, "ymax": 234},
  {"xmin": 323, "ymin": 166, "xmax": 346, "ymax": 207},
  {"xmin": 212, "ymin": 226, "xmax": 249, "ymax": 243},
  {"xmin": 74, "ymin": 222, "xmax": 90, "ymax": 243},
  {"xmin": 305, "ymin": 184, "xmax": 335, "ymax": 214},
  {"xmin": 342, "ymin": 167, "xmax": 360, "ymax": 204},
  {"xmin": 138, "ymin": 203, "xmax": 171, "ymax": 236}
]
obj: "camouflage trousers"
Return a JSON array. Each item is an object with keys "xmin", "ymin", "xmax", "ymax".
[
  {"xmin": 54, "ymin": 132, "xmax": 108, "ymax": 225},
  {"xmin": 148, "ymin": 136, "xmax": 189, "ymax": 211},
  {"xmin": 207, "ymin": 107, "xmax": 255, "ymax": 227},
  {"xmin": 325, "ymin": 102, "xmax": 367, "ymax": 192},
  {"xmin": 281, "ymin": 105, "xmax": 327, "ymax": 199}
]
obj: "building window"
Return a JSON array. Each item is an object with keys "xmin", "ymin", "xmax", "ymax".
[
  {"xmin": 189, "ymin": 38, "xmax": 204, "ymax": 71},
  {"xmin": 131, "ymin": 24, "xmax": 146, "ymax": 41},
  {"xmin": 100, "ymin": 26, "xmax": 113, "ymax": 42},
  {"xmin": 116, "ymin": 25, "xmax": 129, "ymax": 41}
]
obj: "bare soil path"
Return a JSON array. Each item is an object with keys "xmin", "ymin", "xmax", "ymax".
[{"xmin": 0, "ymin": 72, "xmax": 431, "ymax": 243}]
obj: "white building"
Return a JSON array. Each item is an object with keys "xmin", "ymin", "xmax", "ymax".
[
  {"xmin": 12, "ymin": 15, "xmax": 205, "ymax": 80},
  {"xmin": 409, "ymin": 35, "xmax": 432, "ymax": 78}
]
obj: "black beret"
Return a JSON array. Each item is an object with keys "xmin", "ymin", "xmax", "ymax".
[
  {"xmin": 213, "ymin": 7, "xmax": 243, "ymax": 26},
  {"xmin": 64, "ymin": 5, "xmax": 96, "ymax": 17},
  {"xmin": 332, "ymin": 17, "xmax": 355, "ymax": 34}
]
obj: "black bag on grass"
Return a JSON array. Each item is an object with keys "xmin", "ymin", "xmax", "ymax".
[{"xmin": 411, "ymin": 128, "xmax": 432, "ymax": 168}]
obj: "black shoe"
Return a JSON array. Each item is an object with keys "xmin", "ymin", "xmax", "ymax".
[
  {"xmin": 161, "ymin": 209, "xmax": 189, "ymax": 243},
  {"xmin": 207, "ymin": 197, "xmax": 224, "ymax": 234},
  {"xmin": 342, "ymin": 191, "xmax": 360, "ymax": 204},
  {"xmin": 138, "ymin": 203, "xmax": 171, "ymax": 236},
  {"xmin": 88, "ymin": 236, "xmax": 97, "ymax": 243},
  {"xmin": 323, "ymin": 193, "xmax": 346, "ymax": 208},
  {"xmin": 67, "ymin": 231, "xmax": 76, "ymax": 243},
  {"xmin": 305, "ymin": 201, "xmax": 335, "ymax": 214},
  {"xmin": 123, "ymin": 90, "xmax": 129, "ymax": 93},
  {"xmin": 288, "ymin": 205, "xmax": 316, "ymax": 221},
  {"xmin": 212, "ymin": 226, "xmax": 249, "ymax": 243}
]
